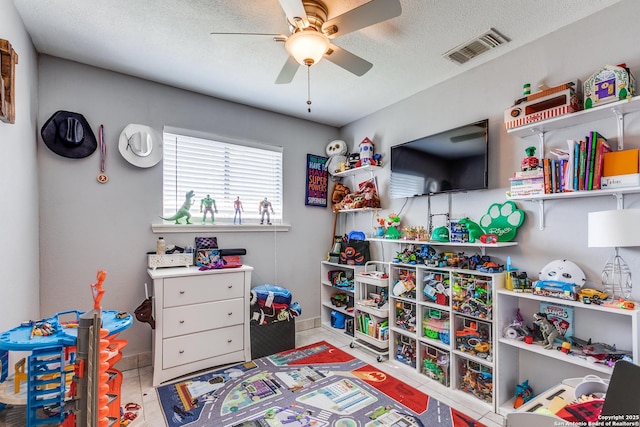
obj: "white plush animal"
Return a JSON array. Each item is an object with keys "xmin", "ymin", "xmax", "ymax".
[{"xmin": 325, "ymin": 140, "xmax": 348, "ymax": 178}]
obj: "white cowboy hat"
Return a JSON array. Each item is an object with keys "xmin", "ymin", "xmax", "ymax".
[{"xmin": 118, "ymin": 124, "xmax": 162, "ymax": 168}]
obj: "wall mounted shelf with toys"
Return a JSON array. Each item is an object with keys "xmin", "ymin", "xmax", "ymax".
[
  {"xmin": 495, "ymin": 286, "xmax": 640, "ymax": 417},
  {"xmin": 507, "ymin": 95, "xmax": 640, "ymax": 229},
  {"xmin": 368, "ymin": 237, "xmax": 517, "ymax": 256}
]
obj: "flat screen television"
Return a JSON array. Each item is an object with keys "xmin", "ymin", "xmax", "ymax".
[{"xmin": 390, "ymin": 119, "xmax": 489, "ymax": 198}]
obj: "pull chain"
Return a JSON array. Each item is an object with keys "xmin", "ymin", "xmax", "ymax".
[{"xmin": 306, "ymin": 65, "xmax": 312, "ymax": 113}]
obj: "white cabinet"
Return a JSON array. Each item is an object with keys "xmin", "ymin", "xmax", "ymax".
[
  {"xmin": 320, "ymin": 261, "xmax": 363, "ymax": 337},
  {"xmin": 387, "ymin": 261, "xmax": 504, "ymax": 411},
  {"xmin": 148, "ymin": 265, "xmax": 253, "ymax": 386},
  {"xmin": 495, "ymin": 287, "xmax": 640, "ymax": 416},
  {"xmin": 350, "ymin": 261, "xmax": 390, "ymax": 361}
]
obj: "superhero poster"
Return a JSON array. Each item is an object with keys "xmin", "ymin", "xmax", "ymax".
[{"xmin": 305, "ymin": 154, "xmax": 328, "ymax": 207}]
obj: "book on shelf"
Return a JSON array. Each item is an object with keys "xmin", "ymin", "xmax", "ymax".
[
  {"xmin": 603, "ymin": 148, "xmax": 639, "ymax": 177},
  {"xmin": 601, "ymin": 173, "xmax": 640, "ymax": 189},
  {"xmin": 584, "ymin": 133, "xmax": 594, "ymax": 190},
  {"xmin": 543, "ymin": 158, "xmax": 552, "ymax": 194},
  {"xmin": 578, "ymin": 139, "xmax": 587, "ymax": 191},
  {"xmin": 590, "ymin": 131, "xmax": 610, "ymax": 190},
  {"xmin": 539, "ymin": 301, "xmax": 574, "ymax": 345}
]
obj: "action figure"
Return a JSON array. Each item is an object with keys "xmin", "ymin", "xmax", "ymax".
[
  {"xmin": 234, "ymin": 196, "xmax": 244, "ymax": 224},
  {"xmin": 200, "ymin": 194, "xmax": 218, "ymax": 223},
  {"xmin": 259, "ymin": 197, "xmax": 274, "ymax": 225}
]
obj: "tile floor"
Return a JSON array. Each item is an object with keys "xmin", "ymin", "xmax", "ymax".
[{"xmin": 0, "ymin": 327, "xmax": 505, "ymax": 426}]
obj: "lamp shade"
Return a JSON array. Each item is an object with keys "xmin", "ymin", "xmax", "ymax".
[
  {"xmin": 588, "ymin": 209, "xmax": 640, "ymax": 247},
  {"xmin": 285, "ymin": 30, "xmax": 330, "ymax": 66}
]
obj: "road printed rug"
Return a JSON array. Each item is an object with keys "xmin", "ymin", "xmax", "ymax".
[{"xmin": 156, "ymin": 341, "xmax": 486, "ymax": 427}]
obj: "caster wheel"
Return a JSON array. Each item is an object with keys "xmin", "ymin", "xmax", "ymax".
[
  {"xmin": 350, "ymin": 342, "xmax": 355, "ymax": 348},
  {"xmin": 377, "ymin": 356, "xmax": 383, "ymax": 362}
]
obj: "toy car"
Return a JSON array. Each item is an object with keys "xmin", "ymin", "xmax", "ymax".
[
  {"xmin": 577, "ymin": 288, "xmax": 608, "ymax": 302},
  {"xmin": 476, "ymin": 262, "xmax": 504, "ymax": 273}
]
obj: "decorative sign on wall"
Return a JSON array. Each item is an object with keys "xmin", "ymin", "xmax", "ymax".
[{"xmin": 305, "ymin": 154, "xmax": 328, "ymax": 207}]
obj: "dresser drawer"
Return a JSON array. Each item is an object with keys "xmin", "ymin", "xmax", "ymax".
[
  {"xmin": 162, "ymin": 324, "xmax": 244, "ymax": 369},
  {"xmin": 163, "ymin": 272, "xmax": 245, "ymax": 307},
  {"xmin": 162, "ymin": 298, "xmax": 244, "ymax": 338}
]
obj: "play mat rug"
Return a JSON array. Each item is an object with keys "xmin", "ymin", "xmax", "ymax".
[{"xmin": 156, "ymin": 341, "xmax": 486, "ymax": 427}]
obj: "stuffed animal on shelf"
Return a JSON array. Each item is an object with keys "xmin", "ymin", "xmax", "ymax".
[
  {"xmin": 325, "ymin": 140, "xmax": 348, "ymax": 178},
  {"xmin": 331, "ymin": 182, "xmax": 351, "ymax": 212}
]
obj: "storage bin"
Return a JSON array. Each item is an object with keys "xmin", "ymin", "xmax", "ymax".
[{"xmin": 250, "ymin": 319, "xmax": 295, "ymax": 359}]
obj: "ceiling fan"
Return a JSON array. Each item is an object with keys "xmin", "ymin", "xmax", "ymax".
[{"xmin": 211, "ymin": 0, "xmax": 402, "ymax": 84}]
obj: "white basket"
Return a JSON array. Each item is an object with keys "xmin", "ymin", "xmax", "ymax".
[{"xmin": 148, "ymin": 253, "xmax": 193, "ymax": 270}]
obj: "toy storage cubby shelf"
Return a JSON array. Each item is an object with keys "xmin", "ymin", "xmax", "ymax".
[
  {"xmin": 506, "ymin": 96, "xmax": 640, "ymax": 229},
  {"xmin": 320, "ymin": 261, "xmax": 363, "ymax": 337},
  {"xmin": 387, "ymin": 261, "xmax": 504, "ymax": 411},
  {"xmin": 349, "ymin": 261, "xmax": 390, "ymax": 361},
  {"xmin": 495, "ymin": 287, "xmax": 640, "ymax": 417}
]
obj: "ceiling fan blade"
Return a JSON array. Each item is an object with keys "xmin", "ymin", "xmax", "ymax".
[
  {"xmin": 324, "ymin": 45, "xmax": 372, "ymax": 76},
  {"xmin": 275, "ymin": 56, "xmax": 301, "ymax": 84},
  {"xmin": 210, "ymin": 32, "xmax": 284, "ymax": 37},
  {"xmin": 278, "ymin": 0, "xmax": 309, "ymax": 28},
  {"xmin": 322, "ymin": 0, "xmax": 401, "ymax": 39}
]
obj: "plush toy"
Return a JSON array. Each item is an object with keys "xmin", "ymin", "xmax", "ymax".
[
  {"xmin": 331, "ymin": 182, "xmax": 351, "ymax": 212},
  {"xmin": 358, "ymin": 180, "xmax": 381, "ymax": 208},
  {"xmin": 325, "ymin": 140, "xmax": 348, "ymax": 177},
  {"xmin": 385, "ymin": 213, "xmax": 402, "ymax": 239}
]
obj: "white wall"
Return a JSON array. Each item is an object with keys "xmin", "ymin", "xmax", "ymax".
[
  {"xmin": 0, "ymin": 1, "xmax": 40, "ymax": 348},
  {"xmin": 36, "ymin": 57, "xmax": 339, "ymax": 357},
  {"xmin": 340, "ymin": 0, "xmax": 640, "ymax": 300}
]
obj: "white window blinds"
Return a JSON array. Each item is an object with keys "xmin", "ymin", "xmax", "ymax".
[{"xmin": 162, "ymin": 128, "xmax": 283, "ymax": 224}]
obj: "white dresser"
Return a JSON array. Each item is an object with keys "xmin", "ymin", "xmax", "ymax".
[{"xmin": 147, "ymin": 265, "xmax": 253, "ymax": 386}]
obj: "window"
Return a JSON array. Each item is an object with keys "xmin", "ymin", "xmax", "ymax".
[{"xmin": 162, "ymin": 128, "xmax": 283, "ymax": 225}]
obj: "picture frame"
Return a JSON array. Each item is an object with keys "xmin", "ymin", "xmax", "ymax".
[{"xmin": 305, "ymin": 153, "xmax": 328, "ymax": 207}]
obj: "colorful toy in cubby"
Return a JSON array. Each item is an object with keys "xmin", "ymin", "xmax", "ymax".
[
  {"xmin": 422, "ymin": 308, "xmax": 450, "ymax": 344},
  {"xmin": 328, "ymin": 270, "xmax": 354, "ymax": 291},
  {"xmin": 458, "ymin": 359, "xmax": 493, "ymax": 404},
  {"xmin": 513, "ymin": 379, "xmax": 534, "ymax": 409},
  {"xmin": 395, "ymin": 334, "xmax": 416, "ymax": 368},
  {"xmin": 423, "ymin": 272, "xmax": 449, "ymax": 306},
  {"xmin": 455, "ymin": 317, "xmax": 492, "ymax": 360},
  {"xmin": 395, "ymin": 301, "xmax": 416, "ymax": 332},
  {"xmin": 421, "ymin": 344, "xmax": 450, "ymax": 387},
  {"xmin": 451, "ymin": 272, "xmax": 492, "ymax": 320},
  {"xmin": 391, "ymin": 269, "xmax": 416, "ymax": 298}
]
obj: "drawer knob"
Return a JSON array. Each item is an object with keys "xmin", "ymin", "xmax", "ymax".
[
  {"xmin": 179, "ymin": 350, "xmax": 184, "ymax": 354},
  {"xmin": 227, "ymin": 285, "xmax": 232, "ymax": 289},
  {"xmin": 227, "ymin": 312, "xmax": 232, "ymax": 316},
  {"xmin": 179, "ymin": 290, "xmax": 185, "ymax": 294},
  {"xmin": 179, "ymin": 320, "xmax": 185, "ymax": 324},
  {"xmin": 227, "ymin": 339, "xmax": 232, "ymax": 343}
]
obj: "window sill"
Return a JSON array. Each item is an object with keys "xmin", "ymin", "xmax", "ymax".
[{"xmin": 151, "ymin": 223, "xmax": 291, "ymax": 234}]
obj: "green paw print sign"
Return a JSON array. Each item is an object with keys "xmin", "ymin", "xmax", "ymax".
[{"xmin": 479, "ymin": 201, "xmax": 524, "ymax": 242}]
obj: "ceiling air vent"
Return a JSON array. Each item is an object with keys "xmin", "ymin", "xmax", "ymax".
[{"xmin": 443, "ymin": 28, "xmax": 510, "ymax": 65}]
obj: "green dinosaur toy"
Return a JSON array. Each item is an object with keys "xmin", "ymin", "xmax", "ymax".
[
  {"xmin": 161, "ymin": 190, "xmax": 195, "ymax": 224},
  {"xmin": 458, "ymin": 217, "xmax": 484, "ymax": 243}
]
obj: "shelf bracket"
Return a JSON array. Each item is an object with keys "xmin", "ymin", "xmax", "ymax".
[
  {"xmin": 537, "ymin": 199, "xmax": 545, "ymax": 230},
  {"xmin": 536, "ymin": 130, "xmax": 545, "ymax": 160},
  {"xmin": 614, "ymin": 192, "xmax": 624, "ymax": 210},
  {"xmin": 613, "ymin": 108, "xmax": 624, "ymax": 151}
]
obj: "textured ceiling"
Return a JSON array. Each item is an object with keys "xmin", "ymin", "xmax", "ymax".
[{"xmin": 14, "ymin": 0, "xmax": 623, "ymax": 127}]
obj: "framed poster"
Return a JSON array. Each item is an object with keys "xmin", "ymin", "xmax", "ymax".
[{"xmin": 305, "ymin": 154, "xmax": 328, "ymax": 207}]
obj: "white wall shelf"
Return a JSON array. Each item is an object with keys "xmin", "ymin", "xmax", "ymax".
[
  {"xmin": 495, "ymin": 288, "xmax": 640, "ymax": 417},
  {"xmin": 507, "ymin": 96, "xmax": 640, "ymax": 229}
]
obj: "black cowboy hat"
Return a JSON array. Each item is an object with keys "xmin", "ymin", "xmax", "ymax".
[{"xmin": 40, "ymin": 110, "xmax": 97, "ymax": 158}]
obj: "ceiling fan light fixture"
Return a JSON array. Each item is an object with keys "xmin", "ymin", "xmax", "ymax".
[{"xmin": 285, "ymin": 30, "xmax": 329, "ymax": 66}]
